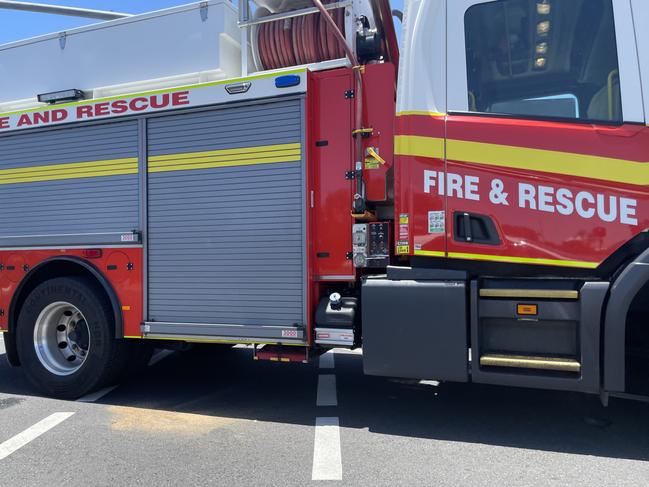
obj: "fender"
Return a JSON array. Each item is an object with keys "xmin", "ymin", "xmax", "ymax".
[
  {"xmin": 8, "ymin": 255, "xmax": 124, "ymax": 340},
  {"xmin": 603, "ymin": 246, "xmax": 649, "ymax": 392}
]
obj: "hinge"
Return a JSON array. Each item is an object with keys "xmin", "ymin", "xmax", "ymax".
[
  {"xmin": 23, "ymin": 265, "xmax": 29, "ymax": 273},
  {"xmin": 0, "ymin": 264, "xmax": 4, "ymax": 271},
  {"xmin": 346, "ymin": 252, "xmax": 353, "ymax": 260},
  {"xmin": 200, "ymin": 1, "xmax": 208, "ymax": 21},
  {"xmin": 345, "ymin": 171, "xmax": 356, "ymax": 180},
  {"xmin": 344, "ymin": 89, "xmax": 355, "ymax": 99},
  {"xmin": 59, "ymin": 32, "xmax": 67, "ymax": 50},
  {"xmin": 127, "ymin": 263, "xmax": 134, "ymax": 271},
  {"xmin": 0, "ymin": 309, "xmax": 4, "ymax": 317}
]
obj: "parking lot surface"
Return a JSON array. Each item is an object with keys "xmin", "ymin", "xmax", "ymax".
[{"xmin": 1, "ymin": 338, "xmax": 649, "ymax": 486}]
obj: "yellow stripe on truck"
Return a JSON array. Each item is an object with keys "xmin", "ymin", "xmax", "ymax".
[
  {"xmin": 0, "ymin": 143, "xmax": 302, "ymax": 185},
  {"xmin": 395, "ymin": 135, "xmax": 649, "ymax": 186},
  {"xmin": 447, "ymin": 251, "xmax": 599, "ymax": 269},
  {"xmin": 148, "ymin": 143, "xmax": 301, "ymax": 173},
  {"xmin": 395, "ymin": 135, "xmax": 445, "ymax": 160},
  {"xmin": 0, "ymin": 157, "xmax": 138, "ymax": 185}
]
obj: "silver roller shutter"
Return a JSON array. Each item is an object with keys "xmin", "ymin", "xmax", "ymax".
[
  {"xmin": 0, "ymin": 121, "xmax": 140, "ymax": 240},
  {"xmin": 146, "ymin": 98, "xmax": 306, "ymax": 329}
]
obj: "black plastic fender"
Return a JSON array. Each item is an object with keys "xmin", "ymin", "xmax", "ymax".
[{"xmin": 604, "ymin": 247, "xmax": 649, "ymax": 392}]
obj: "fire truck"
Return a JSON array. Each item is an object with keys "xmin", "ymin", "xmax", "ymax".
[{"xmin": 0, "ymin": 0, "xmax": 648, "ymax": 402}]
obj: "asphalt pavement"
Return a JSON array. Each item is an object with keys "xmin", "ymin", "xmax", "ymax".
[{"xmin": 1, "ymin": 338, "xmax": 649, "ymax": 486}]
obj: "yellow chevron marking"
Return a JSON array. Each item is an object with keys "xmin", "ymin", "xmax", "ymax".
[
  {"xmin": 0, "ymin": 157, "xmax": 138, "ymax": 185},
  {"xmin": 395, "ymin": 135, "xmax": 649, "ymax": 186},
  {"xmin": 148, "ymin": 143, "xmax": 301, "ymax": 173}
]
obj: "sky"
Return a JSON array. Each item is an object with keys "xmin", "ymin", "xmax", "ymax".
[{"xmin": 0, "ymin": 0, "xmax": 405, "ymax": 44}]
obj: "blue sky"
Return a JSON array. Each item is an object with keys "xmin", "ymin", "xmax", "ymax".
[{"xmin": 0, "ymin": 0, "xmax": 404, "ymax": 44}]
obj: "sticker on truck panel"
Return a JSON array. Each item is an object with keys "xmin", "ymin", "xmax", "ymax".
[
  {"xmin": 396, "ymin": 240, "xmax": 410, "ymax": 254},
  {"xmin": 428, "ymin": 211, "xmax": 445, "ymax": 234},
  {"xmin": 281, "ymin": 329, "xmax": 299, "ymax": 338}
]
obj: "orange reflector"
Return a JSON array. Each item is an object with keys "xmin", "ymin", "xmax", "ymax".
[
  {"xmin": 121, "ymin": 305, "xmax": 131, "ymax": 311},
  {"xmin": 517, "ymin": 304, "xmax": 538, "ymax": 316}
]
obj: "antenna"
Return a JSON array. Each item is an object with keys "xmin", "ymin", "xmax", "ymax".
[{"xmin": 0, "ymin": 1, "xmax": 132, "ymax": 20}]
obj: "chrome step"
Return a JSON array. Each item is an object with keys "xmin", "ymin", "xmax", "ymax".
[
  {"xmin": 479, "ymin": 289, "xmax": 579, "ymax": 299},
  {"xmin": 480, "ymin": 354, "xmax": 581, "ymax": 372}
]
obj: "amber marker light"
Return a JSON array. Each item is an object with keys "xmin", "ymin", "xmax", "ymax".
[{"xmin": 517, "ymin": 304, "xmax": 538, "ymax": 316}]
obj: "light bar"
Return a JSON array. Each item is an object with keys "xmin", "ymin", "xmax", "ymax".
[{"xmin": 37, "ymin": 89, "xmax": 86, "ymax": 104}]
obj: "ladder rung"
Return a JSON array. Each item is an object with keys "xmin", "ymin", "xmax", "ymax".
[
  {"xmin": 480, "ymin": 354, "xmax": 581, "ymax": 372},
  {"xmin": 479, "ymin": 289, "xmax": 579, "ymax": 299}
]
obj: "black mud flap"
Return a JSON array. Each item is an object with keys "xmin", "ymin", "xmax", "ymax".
[
  {"xmin": 3, "ymin": 331, "xmax": 21, "ymax": 366},
  {"xmin": 362, "ymin": 275, "xmax": 468, "ymax": 381}
]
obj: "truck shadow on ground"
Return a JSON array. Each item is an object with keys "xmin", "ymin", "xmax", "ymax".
[{"xmin": 1, "ymin": 348, "xmax": 648, "ymax": 461}]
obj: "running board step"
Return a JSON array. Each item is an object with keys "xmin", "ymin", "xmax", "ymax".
[{"xmin": 480, "ymin": 354, "xmax": 581, "ymax": 372}]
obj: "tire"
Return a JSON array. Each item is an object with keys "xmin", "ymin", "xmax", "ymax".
[{"xmin": 16, "ymin": 276, "xmax": 130, "ymax": 399}]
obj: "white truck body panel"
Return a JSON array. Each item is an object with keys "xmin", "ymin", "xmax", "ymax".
[
  {"xmin": 396, "ymin": 0, "xmax": 446, "ymax": 116},
  {"xmin": 612, "ymin": 0, "xmax": 644, "ymax": 124},
  {"xmin": 0, "ymin": 0, "xmax": 240, "ymax": 109},
  {"xmin": 632, "ymin": 0, "xmax": 649, "ymax": 124}
]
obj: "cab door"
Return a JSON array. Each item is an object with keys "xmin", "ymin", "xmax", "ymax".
[{"xmin": 445, "ymin": 0, "xmax": 649, "ymax": 270}]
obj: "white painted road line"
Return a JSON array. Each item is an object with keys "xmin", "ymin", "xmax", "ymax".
[
  {"xmin": 332, "ymin": 348, "xmax": 362, "ymax": 356},
  {"xmin": 319, "ymin": 352, "xmax": 335, "ymax": 369},
  {"xmin": 77, "ymin": 385, "xmax": 120, "ymax": 403},
  {"xmin": 0, "ymin": 412, "xmax": 75, "ymax": 461},
  {"xmin": 0, "ymin": 334, "xmax": 5, "ymax": 355},
  {"xmin": 78, "ymin": 350, "xmax": 174, "ymax": 402},
  {"xmin": 148, "ymin": 349, "xmax": 175, "ymax": 367},
  {"xmin": 312, "ymin": 417, "xmax": 343, "ymax": 481},
  {"xmin": 316, "ymin": 374, "xmax": 338, "ymax": 407}
]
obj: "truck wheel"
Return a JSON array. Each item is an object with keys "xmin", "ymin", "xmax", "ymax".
[{"xmin": 16, "ymin": 276, "xmax": 129, "ymax": 399}]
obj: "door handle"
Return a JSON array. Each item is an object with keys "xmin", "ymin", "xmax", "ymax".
[
  {"xmin": 453, "ymin": 212, "xmax": 501, "ymax": 245},
  {"xmin": 462, "ymin": 213, "xmax": 473, "ymax": 242}
]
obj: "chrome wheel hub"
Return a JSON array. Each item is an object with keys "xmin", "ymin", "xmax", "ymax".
[{"xmin": 33, "ymin": 301, "xmax": 90, "ymax": 376}]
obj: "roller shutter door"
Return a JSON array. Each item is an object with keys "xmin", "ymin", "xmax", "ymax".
[
  {"xmin": 0, "ymin": 121, "xmax": 139, "ymax": 239},
  {"xmin": 147, "ymin": 98, "xmax": 305, "ymax": 327}
]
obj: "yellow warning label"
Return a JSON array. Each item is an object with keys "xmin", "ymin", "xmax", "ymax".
[
  {"xmin": 396, "ymin": 245, "xmax": 410, "ymax": 254},
  {"xmin": 364, "ymin": 158, "xmax": 380, "ymax": 170},
  {"xmin": 399, "ymin": 214, "xmax": 409, "ymax": 225}
]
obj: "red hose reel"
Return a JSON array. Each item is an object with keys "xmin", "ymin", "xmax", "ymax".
[{"xmin": 257, "ymin": 0, "xmax": 346, "ymax": 70}]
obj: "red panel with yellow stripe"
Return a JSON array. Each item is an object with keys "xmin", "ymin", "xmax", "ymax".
[{"xmin": 395, "ymin": 112, "xmax": 649, "ymax": 269}]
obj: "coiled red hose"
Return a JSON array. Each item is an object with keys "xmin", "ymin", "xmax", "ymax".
[{"xmin": 257, "ymin": 0, "xmax": 346, "ymax": 70}]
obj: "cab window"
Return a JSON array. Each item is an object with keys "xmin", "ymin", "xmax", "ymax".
[{"xmin": 464, "ymin": 0, "xmax": 622, "ymax": 123}]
